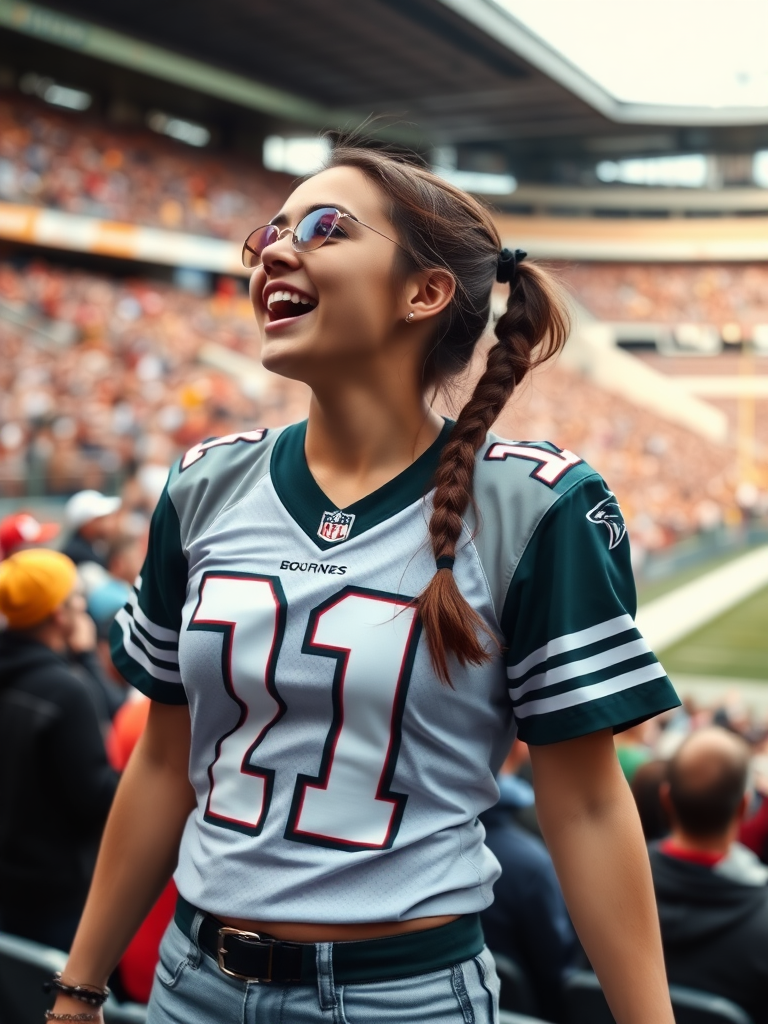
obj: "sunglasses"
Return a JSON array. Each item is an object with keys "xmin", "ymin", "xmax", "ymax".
[{"xmin": 241, "ymin": 206, "xmax": 405, "ymax": 269}]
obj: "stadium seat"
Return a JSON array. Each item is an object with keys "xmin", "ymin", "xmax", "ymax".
[
  {"xmin": 564, "ymin": 969, "xmax": 754, "ymax": 1024},
  {"xmin": 0, "ymin": 931, "xmax": 147, "ymax": 1024},
  {"xmin": 490, "ymin": 950, "xmax": 539, "ymax": 1016}
]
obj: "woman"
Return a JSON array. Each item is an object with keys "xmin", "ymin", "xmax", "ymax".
[{"xmin": 50, "ymin": 146, "xmax": 679, "ymax": 1024}]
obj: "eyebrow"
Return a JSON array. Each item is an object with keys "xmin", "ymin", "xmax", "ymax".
[{"xmin": 269, "ymin": 202, "xmax": 358, "ymax": 227}]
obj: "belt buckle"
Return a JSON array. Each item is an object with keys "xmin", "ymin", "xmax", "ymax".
[{"xmin": 217, "ymin": 926, "xmax": 273, "ymax": 982}]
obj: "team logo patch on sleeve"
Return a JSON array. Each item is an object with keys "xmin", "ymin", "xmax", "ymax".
[
  {"xmin": 318, "ymin": 510, "xmax": 355, "ymax": 543},
  {"xmin": 586, "ymin": 495, "xmax": 627, "ymax": 550}
]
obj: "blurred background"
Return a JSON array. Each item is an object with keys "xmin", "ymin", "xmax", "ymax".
[
  {"xmin": 4, "ymin": 3, "xmax": 768, "ymax": 1021},
  {"xmin": 2, "ymin": 0, "xmax": 768, "ymax": 713}
]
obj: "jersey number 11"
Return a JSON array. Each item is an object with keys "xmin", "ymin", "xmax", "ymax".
[{"xmin": 189, "ymin": 574, "xmax": 420, "ymax": 852}]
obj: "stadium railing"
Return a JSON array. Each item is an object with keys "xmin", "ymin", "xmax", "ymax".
[
  {"xmin": 564, "ymin": 969, "xmax": 754, "ymax": 1024},
  {"xmin": 0, "ymin": 931, "xmax": 147, "ymax": 1024}
]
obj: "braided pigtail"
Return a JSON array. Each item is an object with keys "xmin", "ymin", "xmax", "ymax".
[{"xmin": 419, "ymin": 259, "xmax": 570, "ymax": 683}]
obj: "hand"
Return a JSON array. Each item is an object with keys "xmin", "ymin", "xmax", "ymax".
[{"xmin": 67, "ymin": 611, "xmax": 97, "ymax": 654}]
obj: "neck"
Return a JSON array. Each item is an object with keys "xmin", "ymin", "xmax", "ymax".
[
  {"xmin": 304, "ymin": 382, "xmax": 443, "ymax": 508},
  {"xmin": 667, "ymin": 827, "xmax": 734, "ymax": 858}
]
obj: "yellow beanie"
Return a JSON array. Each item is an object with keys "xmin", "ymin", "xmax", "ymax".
[{"xmin": 0, "ymin": 548, "xmax": 77, "ymax": 629}]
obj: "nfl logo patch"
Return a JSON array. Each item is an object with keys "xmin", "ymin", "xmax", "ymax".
[{"xmin": 318, "ymin": 510, "xmax": 355, "ymax": 543}]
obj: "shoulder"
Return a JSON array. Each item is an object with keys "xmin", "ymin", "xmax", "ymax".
[
  {"xmin": 474, "ymin": 429, "xmax": 600, "ymax": 509},
  {"xmin": 470, "ymin": 430, "xmax": 613, "ymax": 609},
  {"xmin": 166, "ymin": 425, "xmax": 285, "ymax": 547}
]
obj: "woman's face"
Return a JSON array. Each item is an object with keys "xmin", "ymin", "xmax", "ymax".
[{"xmin": 249, "ymin": 165, "xmax": 413, "ymax": 385}]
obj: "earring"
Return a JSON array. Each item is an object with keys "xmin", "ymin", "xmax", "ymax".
[{"xmin": 405, "ymin": 312, "xmax": 415, "ymax": 323}]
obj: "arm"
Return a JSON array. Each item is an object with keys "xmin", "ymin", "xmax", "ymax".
[
  {"xmin": 53, "ymin": 701, "xmax": 194, "ymax": 1016},
  {"xmin": 530, "ymin": 729, "xmax": 673, "ymax": 1024}
]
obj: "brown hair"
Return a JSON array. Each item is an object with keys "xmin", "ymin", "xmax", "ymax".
[{"xmin": 326, "ymin": 145, "xmax": 570, "ymax": 681}]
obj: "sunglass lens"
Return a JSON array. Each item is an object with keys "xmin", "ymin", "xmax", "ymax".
[
  {"xmin": 293, "ymin": 208, "xmax": 340, "ymax": 252},
  {"xmin": 241, "ymin": 225, "xmax": 279, "ymax": 268}
]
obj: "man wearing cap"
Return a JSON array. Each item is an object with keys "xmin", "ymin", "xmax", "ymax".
[
  {"xmin": 0, "ymin": 550, "xmax": 118, "ymax": 951},
  {"xmin": 0, "ymin": 511, "xmax": 60, "ymax": 558},
  {"xmin": 62, "ymin": 490, "xmax": 121, "ymax": 568}
]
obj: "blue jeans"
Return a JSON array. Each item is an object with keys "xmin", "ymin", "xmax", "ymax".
[{"xmin": 147, "ymin": 915, "xmax": 500, "ymax": 1024}]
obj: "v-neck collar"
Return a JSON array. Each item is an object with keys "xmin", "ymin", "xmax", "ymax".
[{"xmin": 271, "ymin": 418, "xmax": 454, "ymax": 551}]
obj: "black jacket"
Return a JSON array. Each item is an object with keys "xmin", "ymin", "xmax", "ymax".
[
  {"xmin": 650, "ymin": 842, "xmax": 768, "ymax": 1024},
  {"xmin": 0, "ymin": 633, "xmax": 118, "ymax": 917},
  {"xmin": 480, "ymin": 780, "xmax": 577, "ymax": 1022}
]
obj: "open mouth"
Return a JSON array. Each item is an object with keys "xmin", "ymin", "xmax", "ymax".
[{"xmin": 266, "ymin": 290, "xmax": 318, "ymax": 323}]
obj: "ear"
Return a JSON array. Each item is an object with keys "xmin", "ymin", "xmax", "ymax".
[
  {"xmin": 402, "ymin": 267, "xmax": 455, "ymax": 325},
  {"xmin": 658, "ymin": 780, "xmax": 674, "ymax": 821}
]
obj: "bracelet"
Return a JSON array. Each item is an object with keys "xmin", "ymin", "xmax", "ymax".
[
  {"xmin": 44, "ymin": 1013, "xmax": 97, "ymax": 1022},
  {"xmin": 43, "ymin": 974, "xmax": 110, "ymax": 1007}
]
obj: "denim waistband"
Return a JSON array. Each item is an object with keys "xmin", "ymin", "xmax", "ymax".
[{"xmin": 174, "ymin": 893, "xmax": 484, "ymax": 985}]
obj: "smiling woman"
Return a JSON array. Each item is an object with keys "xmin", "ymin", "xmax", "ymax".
[{"xmin": 54, "ymin": 141, "xmax": 680, "ymax": 1024}]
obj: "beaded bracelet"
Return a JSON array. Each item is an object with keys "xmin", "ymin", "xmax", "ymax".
[
  {"xmin": 44, "ymin": 1012, "xmax": 97, "ymax": 1022},
  {"xmin": 43, "ymin": 974, "xmax": 110, "ymax": 1007}
]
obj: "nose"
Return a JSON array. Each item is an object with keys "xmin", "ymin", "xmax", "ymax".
[{"xmin": 260, "ymin": 227, "xmax": 301, "ymax": 274}]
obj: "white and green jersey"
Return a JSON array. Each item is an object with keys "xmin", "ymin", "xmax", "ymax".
[{"xmin": 111, "ymin": 419, "xmax": 678, "ymax": 923}]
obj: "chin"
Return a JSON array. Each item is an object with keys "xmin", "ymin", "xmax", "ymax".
[{"xmin": 260, "ymin": 337, "xmax": 318, "ymax": 383}]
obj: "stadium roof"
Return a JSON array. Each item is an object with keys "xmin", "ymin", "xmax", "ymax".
[{"xmin": 9, "ymin": 0, "xmax": 768, "ymax": 162}]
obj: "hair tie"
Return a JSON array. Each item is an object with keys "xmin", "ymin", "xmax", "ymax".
[
  {"xmin": 496, "ymin": 248, "xmax": 527, "ymax": 285},
  {"xmin": 435, "ymin": 555, "xmax": 455, "ymax": 572}
]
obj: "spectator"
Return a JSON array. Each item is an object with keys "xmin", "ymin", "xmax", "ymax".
[
  {"xmin": 0, "ymin": 510, "xmax": 59, "ymax": 557},
  {"xmin": 480, "ymin": 752, "xmax": 577, "ymax": 1022},
  {"xmin": 650, "ymin": 727, "xmax": 768, "ymax": 1024},
  {"xmin": 62, "ymin": 488, "xmax": 121, "ymax": 567},
  {"xmin": 0, "ymin": 549, "xmax": 118, "ymax": 950},
  {"xmin": 630, "ymin": 759, "xmax": 670, "ymax": 842}
]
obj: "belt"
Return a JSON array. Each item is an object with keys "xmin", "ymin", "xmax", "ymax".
[{"xmin": 174, "ymin": 894, "xmax": 484, "ymax": 986}]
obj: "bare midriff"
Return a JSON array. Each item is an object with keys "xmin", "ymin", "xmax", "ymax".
[{"xmin": 216, "ymin": 913, "xmax": 461, "ymax": 943}]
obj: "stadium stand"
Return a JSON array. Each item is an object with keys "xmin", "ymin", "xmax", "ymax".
[
  {"xmin": 0, "ymin": 260, "xmax": 308, "ymax": 500},
  {"xmin": 559, "ymin": 263, "xmax": 768, "ymax": 336},
  {"xmin": 0, "ymin": 93, "xmax": 290, "ymax": 241},
  {"xmin": 0, "ymin": 253, "xmax": 752, "ymax": 555}
]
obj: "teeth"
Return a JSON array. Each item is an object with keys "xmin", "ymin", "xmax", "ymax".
[{"xmin": 266, "ymin": 290, "xmax": 317, "ymax": 310}]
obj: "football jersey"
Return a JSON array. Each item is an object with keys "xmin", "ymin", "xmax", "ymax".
[{"xmin": 111, "ymin": 419, "xmax": 679, "ymax": 923}]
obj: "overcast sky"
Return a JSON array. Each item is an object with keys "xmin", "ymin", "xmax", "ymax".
[{"xmin": 497, "ymin": 0, "xmax": 768, "ymax": 108}]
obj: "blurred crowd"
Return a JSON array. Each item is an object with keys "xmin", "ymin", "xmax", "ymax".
[
  {"xmin": 560, "ymin": 261, "xmax": 768, "ymax": 335},
  {"xmin": 485, "ymin": 698, "xmax": 768, "ymax": 1022},
  {"xmin": 2, "ymin": 255, "xmax": 755, "ymax": 554},
  {"xmin": 0, "ymin": 259, "xmax": 308, "ymax": 501},
  {"xmin": 0, "ymin": 93, "xmax": 290, "ymax": 240}
]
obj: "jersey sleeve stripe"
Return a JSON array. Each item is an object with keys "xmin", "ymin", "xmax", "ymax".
[
  {"xmin": 509, "ymin": 636, "xmax": 651, "ymax": 701},
  {"xmin": 116, "ymin": 606, "xmax": 180, "ymax": 664},
  {"xmin": 506, "ymin": 613, "xmax": 634, "ymax": 680},
  {"xmin": 128, "ymin": 588, "xmax": 180, "ymax": 642},
  {"xmin": 512, "ymin": 662, "xmax": 667, "ymax": 719},
  {"xmin": 114, "ymin": 608, "xmax": 182, "ymax": 683}
]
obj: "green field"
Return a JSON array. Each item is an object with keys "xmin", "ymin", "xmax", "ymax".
[{"xmin": 658, "ymin": 582, "xmax": 768, "ymax": 681}]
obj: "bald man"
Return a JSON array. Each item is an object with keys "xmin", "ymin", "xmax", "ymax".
[{"xmin": 650, "ymin": 727, "xmax": 768, "ymax": 1024}]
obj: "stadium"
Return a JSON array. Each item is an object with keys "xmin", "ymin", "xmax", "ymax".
[{"xmin": 1, "ymin": 2, "xmax": 768, "ymax": 1023}]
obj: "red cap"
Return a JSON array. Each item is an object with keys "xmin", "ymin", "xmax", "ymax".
[{"xmin": 0, "ymin": 513, "xmax": 60, "ymax": 557}]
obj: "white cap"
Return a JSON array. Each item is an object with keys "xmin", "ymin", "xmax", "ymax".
[{"xmin": 64, "ymin": 490, "xmax": 122, "ymax": 531}]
